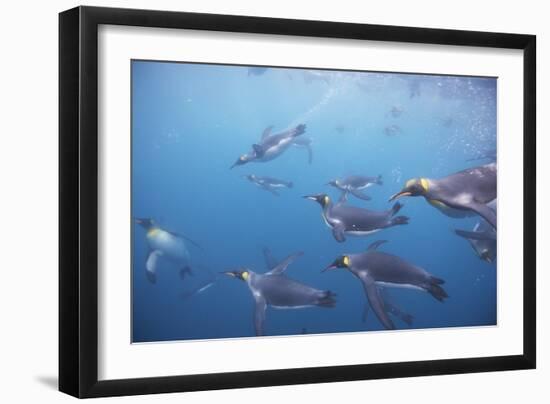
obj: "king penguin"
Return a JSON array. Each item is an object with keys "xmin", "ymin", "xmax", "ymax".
[
  {"xmin": 135, "ymin": 218, "xmax": 202, "ymax": 284},
  {"xmin": 327, "ymin": 174, "xmax": 383, "ymax": 201},
  {"xmin": 324, "ymin": 240, "xmax": 448, "ymax": 330},
  {"xmin": 303, "ymin": 193, "xmax": 409, "ymax": 242},
  {"xmin": 389, "ymin": 163, "xmax": 497, "ymax": 229},
  {"xmin": 231, "ymin": 124, "xmax": 307, "ymax": 168},
  {"xmin": 222, "ymin": 252, "xmax": 336, "ymax": 336}
]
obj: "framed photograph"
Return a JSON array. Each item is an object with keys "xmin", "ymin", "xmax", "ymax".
[{"xmin": 59, "ymin": 6, "xmax": 536, "ymax": 398}]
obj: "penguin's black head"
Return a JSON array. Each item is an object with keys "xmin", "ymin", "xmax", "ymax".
[
  {"xmin": 389, "ymin": 178, "xmax": 429, "ymax": 201},
  {"xmin": 243, "ymin": 174, "xmax": 256, "ymax": 182},
  {"xmin": 326, "ymin": 180, "xmax": 339, "ymax": 187},
  {"xmin": 230, "ymin": 155, "xmax": 250, "ymax": 169},
  {"xmin": 303, "ymin": 193, "xmax": 331, "ymax": 208},
  {"xmin": 222, "ymin": 269, "xmax": 250, "ymax": 281},
  {"xmin": 323, "ymin": 255, "xmax": 351, "ymax": 272},
  {"xmin": 135, "ymin": 218, "xmax": 155, "ymax": 229}
]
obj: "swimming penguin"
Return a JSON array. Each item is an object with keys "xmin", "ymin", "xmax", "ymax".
[
  {"xmin": 408, "ymin": 78, "xmax": 421, "ymax": 98},
  {"xmin": 324, "ymin": 240, "xmax": 448, "ymax": 330},
  {"xmin": 362, "ymin": 288, "xmax": 414, "ymax": 326},
  {"xmin": 389, "ymin": 163, "xmax": 497, "ymax": 229},
  {"xmin": 247, "ymin": 67, "xmax": 268, "ymax": 76},
  {"xmin": 384, "ymin": 124, "xmax": 402, "ymax": 137},
  {"xmin": 243, "ymin": 174, "xmax": 293, "ymax": 196},
  {"xmin": 222, "ymin": 252, "xmax": 336, "ymax": 336},
  {"xmin": 303, "ymin": 193, "xmax": 409, "ymax": 242},
  {"xmin": 135, "ymin": 218, "xmax": 202, "ymax": 284},
  {"xmin": 455, "ymin": 200, "xmax": 497, "ymax": 263},
  {"xmin": 327, "ymin": 174, "xmax": 383, "ymax": 201},
  {"xmin": 230, "ymin": 124, "xmax": 307, "ymax": 168},
  {"xmin": 389, "ymin": 105, "xmax": 404, "ymax": 118}
]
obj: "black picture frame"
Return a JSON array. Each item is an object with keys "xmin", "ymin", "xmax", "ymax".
[{"xmin": 59, "ymin": 5, "xmax": 536, "ymax": 398}]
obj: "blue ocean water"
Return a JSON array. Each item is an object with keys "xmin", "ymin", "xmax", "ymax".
[{"xmin": 131, "ymin": 60, "xmax": 497, "ymax": 343}]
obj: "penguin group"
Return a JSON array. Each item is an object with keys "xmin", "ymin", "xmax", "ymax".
[{"xmin": 134, "ymin": 72, "xmax": 497, "ymax": 338}]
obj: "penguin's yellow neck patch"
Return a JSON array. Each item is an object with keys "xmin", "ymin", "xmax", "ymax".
[
  {"xmin": 343, "ymin": 255, "xmax": 350, "ymax": 267},
  {"xmin": 420, "ymin": 178, "xmax": 429, "ymax": 192},
  {"xmin": 323, "ymin": 195, "xmax": 330, "ymax": 206},
  {"xmin": 241, "ymin": 271, "xmax": 249, "ymax": 281},
  {"xmin": 147, "ymin": 228, "xmax": 161, "ymax": 238}
]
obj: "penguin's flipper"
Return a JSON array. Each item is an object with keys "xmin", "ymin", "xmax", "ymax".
[
  {"xmin": 385, "ymin": 302, "xmax": 414, "ymax": 326},
  {"xmin": 253, "ymin": 296, "xmax": 267, "ymax": 336},
  {"xmin": 179, "ymin": 266, "xmax": 193, "ymax": 280},
  {"xmin": 262, "ymin": 247, "xmax": 279, "ymax": 270},
  {"xmin": 181, "ymin": 279, "xmax": 216, "ymax": 301},
  {"xmin": 166, "ymin": 230, "xmax": 204, "ymax": 251},
  {"xmin": 362, "ymin": 277, "xmax": 395, "ymax": 330},
  {"xmin": 455, "ymin": 229, "xmax": 497, "ymax": 241},
  {"xmin": 464, "ymin": 202, "xmax": 497, "ymax": 230},
  {"xmin": 367, "ymin": 240, "xmax": 388, "ymax": 251},
  {"xmin": 267, "ymin": 251, "xmax": 304, "ymax": 275},
  {"xmin": 332, "ymin": 224, "xmax": 346, "ymax": 243},
  {"xmin": 261, "ymin": 125, "xmax": 274, "ymax": 140},
  {"xmin": 252, "ymin": 144, "xmax": 265, "ymax": 158},
  {"xmin": 337, "ymin": 191, "xmax": 349, "ymax": 204},
  {"xmin": 145, "ymin": 250, "xmax": 163, "ymax": 284},
  {"xmin": 350, "ymin": 188, "xmax": 372, "ymax": 201}
]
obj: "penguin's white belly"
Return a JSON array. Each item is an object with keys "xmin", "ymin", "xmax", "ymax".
[
  {"xmin": 428, "ymin": 199, "xmax": 474, "ymax": 218},
  {"xmin": 376, "ymin": 281, "xmax": 424, "ymax": 292},
  {"xmin": 147, "ymin": 231, "xmax": 189, "ymax": 262},
  {"xmin": 271, "ymin": 305, "xmax": 314, "ymax": 310},
  {"xmin": 259, "ymin": 140, "xmax": 292, "ymax": 161},
  {"xmin": 346, "ymin": 229, "xmax": 380, "ymax": 236}
]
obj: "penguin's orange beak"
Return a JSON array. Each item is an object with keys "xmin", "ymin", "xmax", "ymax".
[
  {"xmin": 321, "ymin": 264, "xmax": 338, "ymax": 273},
  {"xmin": 322, "ymin": 258, "xmax": 343, "ymax": 272},
  {"xmin": 388, "ymin": 191, "xmax": 411, "ymax": 202}
]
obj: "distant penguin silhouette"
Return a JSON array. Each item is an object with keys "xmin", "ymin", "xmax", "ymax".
[
  {"xmin": 247, "ymin": 67, "xmax": 268, "ymax": 76},
  {"xmin": 384, "ymin": 124, "xmax": 402, "ymax": 137},
  {"xmin": 327, "ymin": 174, "xmax": 383, "ymax": 201},
  {"xmin": 243, "ymin": 174, "xmax": 293, "ymax": 196}
]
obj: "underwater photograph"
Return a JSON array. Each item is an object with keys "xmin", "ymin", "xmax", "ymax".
[{"xmin": 131, "ymin": 60, "xmax": 497, "ymax": 343}]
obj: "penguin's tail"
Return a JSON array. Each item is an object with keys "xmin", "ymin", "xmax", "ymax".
[
  {"xmin": 426, "ymin": 276, "xmax": 448, "ymax": 302},
  {"xmin": 376, "ymin": 175, "xmax": 383, "ymax": 185},
  {"xmin": 292, "ymin": 123, "xmax": 307, "ymax": 137},
  {"xmin": 317, "ymin": 291, "xmax": 337, "ymax": 308},
  {"xmin": 390, "ymin": 216, "xmax": 409, "ymax": 226}
]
